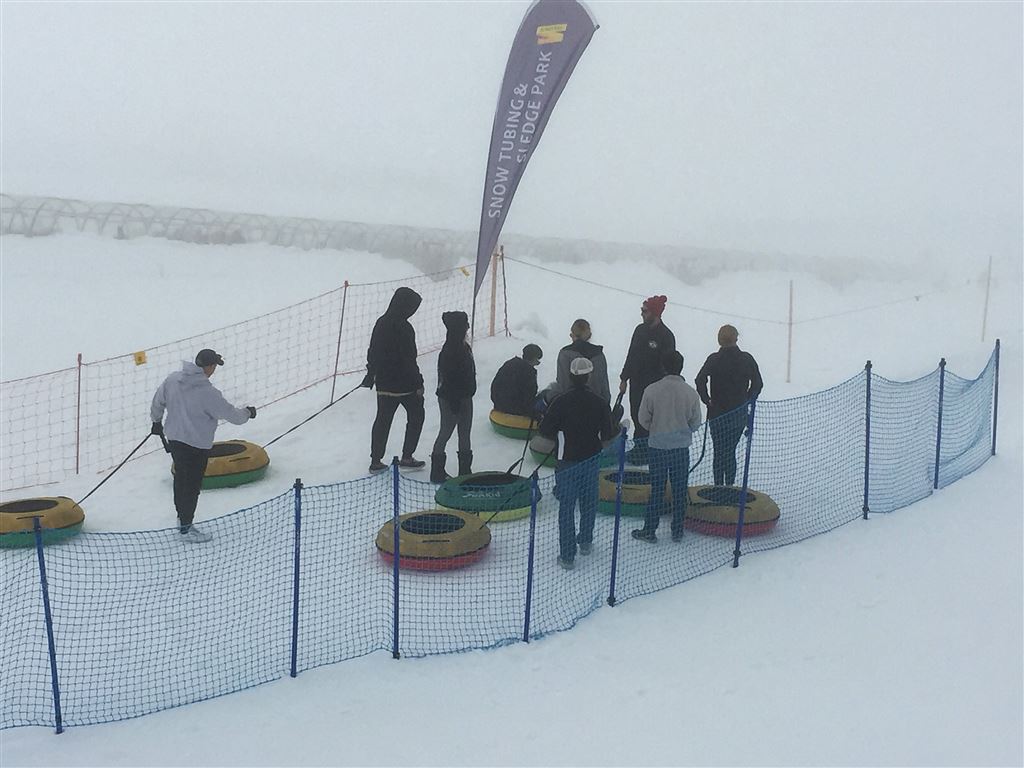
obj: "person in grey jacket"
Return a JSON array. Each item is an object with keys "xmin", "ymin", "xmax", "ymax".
[
  {"xmin": 150, "ymin": 348, "xmax": 254, "ymax": 543},
  {"xmin": 544, "ymin": 319, "xmax": 611, "ymax": 404},
  {"xmin": 631, "ymin": 350, "xmax": 702, "ymax": 543}
]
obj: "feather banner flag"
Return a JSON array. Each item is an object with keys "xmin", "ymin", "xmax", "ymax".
[{"xmin": 473, "ymin": 0, "xmax": 598, "ymax": 299}]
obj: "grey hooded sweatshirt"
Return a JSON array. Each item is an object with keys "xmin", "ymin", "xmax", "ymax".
[{"xmin": 151, "ymin": 362, "xmax": 251, "ymax": 449}]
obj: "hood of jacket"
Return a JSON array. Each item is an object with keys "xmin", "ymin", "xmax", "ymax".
[
  {"xmin": 385, "ymin": 287, "xmax": 423, "ymax": 319},
  {"xmin": 442, "ymin": 310, "xmax": 469, "ymax": 342},
  {"xmin": 567, "ymin": 339, "xmax": 604, "ymax": 359},
  {"xmin": 177, "ymin": 361, "xmax": 211, "ymax": 388}
]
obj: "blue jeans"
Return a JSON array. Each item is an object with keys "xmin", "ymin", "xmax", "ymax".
[
  {"xmin": 643, "ymin": 446, "xmax": 689, "ymax": 538},
  {"xmin": 554, "ymin": 457, "xmax": 599, "ymax": 562}
]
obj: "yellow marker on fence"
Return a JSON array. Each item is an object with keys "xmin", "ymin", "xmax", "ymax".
[
  {"xmin": 133, "ymin": 351, "xmax": 148, "ymax": 366},
  {"xmin": 459, "ymin": 266, "xmax": 470, "ymax": 277}
]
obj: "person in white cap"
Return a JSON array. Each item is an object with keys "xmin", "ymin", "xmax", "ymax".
[
  {"xmin": 538, "ymin": 356, "xmax": 624, "ymax": 569},
  {"xmin": 150, "ymin": 348, "xmax": 255, "ymax": 543}
]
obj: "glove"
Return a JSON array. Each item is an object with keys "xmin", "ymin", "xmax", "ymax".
[
  {"xmin": 246, "ymin": 406, "xmax": 257, "ymax": 419},
  {"xmin": 610, "ymin": 403, "xmax": 624, "ymax": 424},
  {"xmin": 619, "ymin": 418, "xmax": 632, "ymax": 432},
  {"xmin": 360, "ymin": 373, "xmax": 375, "ymax": 389},
  {"xmin": 150, "ymin": 422, "xmax": 163, "ymax": 436}
]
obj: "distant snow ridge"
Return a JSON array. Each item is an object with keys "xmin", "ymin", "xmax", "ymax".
[{"xmin": 0, "ymin": 193, "xmax": 916, "ymax": 286}]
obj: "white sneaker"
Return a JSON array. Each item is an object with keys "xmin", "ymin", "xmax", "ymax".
[{"xmin": 181, "ymin": 527, "xmax": 213, "ymax": 543}]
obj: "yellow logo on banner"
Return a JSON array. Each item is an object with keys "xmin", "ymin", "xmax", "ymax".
[
  {"xmin": 536, "ymin": 23, "xmax": 567, "ymax": 44},
  {"xmin": 133, "ymin": 351, "xmax": 148, "ymax": 366}
]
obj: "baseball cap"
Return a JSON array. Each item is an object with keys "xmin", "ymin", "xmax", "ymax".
[
  {"xmin": 569, "ymin": 357, "xmax": 594, "ymax": 376},
  {"xmin": 195, "ymin": 348, "xmax": 224, "ymax": 367}
]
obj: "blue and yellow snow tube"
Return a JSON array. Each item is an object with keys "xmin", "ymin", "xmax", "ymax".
[{"xmin": 0, "ymin": 497, "xmax": 85, "ymax": 548}]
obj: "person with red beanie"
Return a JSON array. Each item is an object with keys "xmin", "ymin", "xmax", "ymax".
[{"xmin": 618, "ymin": 295, "xmax": 675, "ymax": 463}]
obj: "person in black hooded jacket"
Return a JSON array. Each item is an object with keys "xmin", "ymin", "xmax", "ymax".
[
  {"xmin": 362, "ymin": 287, "xmax": 426, "ymax": 473},
  {"xmin": 430, "ymin": 311, "xmax": 476, "ymax": 482},
  {"xmin": 490, "ymin": 344, "xmax": 542, "ymax": 416},
  {"xmin": 695, "ymin": 324, "xmax": 763, "ymax": 486}
]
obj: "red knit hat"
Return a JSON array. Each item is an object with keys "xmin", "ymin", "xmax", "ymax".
[{"xmin": 642, "ymin": 295, "xmax": 667, "ymax": 318}]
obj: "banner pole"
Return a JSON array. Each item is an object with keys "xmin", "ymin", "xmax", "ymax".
[
  {"xmin": 522, "ymin": 473, "xmax": 539, "ymax": 642},
  {"xmin": 489, "ymin": 247, "xmax": 499, "ymax": 337},
  {"xmin": 862, "ymin": 361, "xmax": 872, "ymax": 520},
  {"xmin": 933, "ymin": 358, "xmax": 946, "ymax": 490},
  {"xmin": 732, "ymin": 401, "xmax": 757, "ymax": 568},
  {"xmin": 607, "ymin": 427, "xmax": 627, "ymax": 606},
  {"xmin": 991, "ymin": 340, "xmax": 1000, "ymax": 456},
  {"xmin": 33, "ymin": 517, "xmax": 64, "ymax": 734},
  {"xmin": 290, "ymin": 478, "xmax": 303, "ymax": 678}
]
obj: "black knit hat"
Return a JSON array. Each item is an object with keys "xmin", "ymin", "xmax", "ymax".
[{"xmin": 522, "ymin": 344, "xmax": 543, "ymax": 363}]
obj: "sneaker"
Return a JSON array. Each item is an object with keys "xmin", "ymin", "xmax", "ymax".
[
  {"xmin": 578, "ymin": 542, "xmax": 593, "ymax": 555},
  {"xmin": 181, "ymin": 526, "xmax": 212, "ymax": 543},
  {"xmin": 368, "ymin": 460, "xmax": 388, "ymax": 474},
  {"xmin": 631, "ymin": 528, "xmax": 657, "ymax": 543},
  {"xmin": 557, "ymin": 556, "xmax": 575, "ymax": 570},
  {"xmin": 398, "ymin": 456, "xmax": 425, "ymax": 469}
]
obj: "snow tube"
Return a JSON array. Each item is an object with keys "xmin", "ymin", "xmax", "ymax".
[
  {"xmin": 596, "ymin": 468, "xmax": 672, "ymax": 518},
  {"xmin": 489, "ymin": 409, "xmax": 539, "ymax": 440},
  {"xmin": 0, "ymin": 497, "xmax": 84, "ymax": 548},
  {"xmin": 172, "ymin": 440, "xmax": 270, "ymax": 489},
  {"xmin": 376, "ymin": 509, "xmax": 491, "ymax": 570},
  {"xmin": 684, "ymin": 485, "xmax": 780, "ymax": 537},
  {"xmin": 435, "ymin": 471, "xmax": 535, "ymax": 522}
]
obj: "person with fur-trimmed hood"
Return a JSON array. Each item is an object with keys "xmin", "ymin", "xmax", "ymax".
[
  {"xmin": 544, "ymin": 319, "xmax": 611, "ymax": 405},
  {"xmin": 430, "ymin": 311, "xmax": 476, "ymax": 483},
  {"xmin": 490, "ymin": 344, "xmax": 542, "ymax": 417},
  {"xmin": 361, "ymin": 287, "xmax": 426, "ymax": 474},
  {"xmin": 618, "ymin": 295, "xmax": 675, "ymax": 461},
  {"xmin": 150, "ymin": 348, "xmax": 255, "ymax": 543}
]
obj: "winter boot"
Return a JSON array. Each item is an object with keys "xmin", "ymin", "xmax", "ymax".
[
  {"xmin": 430, "ymin": 452, "xmax": 450, "ymax": 484},
  {"xmin": 457, "ymin": 450, "xmax": 473, "ymax": 477}
]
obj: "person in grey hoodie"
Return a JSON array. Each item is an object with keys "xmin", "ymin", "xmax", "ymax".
[
  {"xmin": 631, "ymin": 350, "xmax": 702, "ymax": 543},
  {"xmin": 150, "ymin": 348, "xmax": 255, "ymax": 543},
  {"xmin": 543, "ymin": 319, "xmax": 611, "ymax": 404}
]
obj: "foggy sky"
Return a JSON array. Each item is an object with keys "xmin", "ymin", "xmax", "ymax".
[{"xmin": 2, "ymin": 1, "xmax": 1021, "ymax": 266}]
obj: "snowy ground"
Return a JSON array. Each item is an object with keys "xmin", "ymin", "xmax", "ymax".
[{"xmin": 1, "ymin": 233, "xmax": 1022, "ymax": 766}]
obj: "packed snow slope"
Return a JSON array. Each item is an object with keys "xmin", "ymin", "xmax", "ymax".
[{"xmin": 1, "ymin": 233, "xmax": 1021, "ymax": 766}]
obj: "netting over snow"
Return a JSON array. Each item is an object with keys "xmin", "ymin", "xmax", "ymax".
[{"xmin": 1, "ymin": 350, "xmax": 998, "ymax": 730}]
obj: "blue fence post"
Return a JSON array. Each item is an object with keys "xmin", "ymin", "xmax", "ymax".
[
  {"xmin": 862, "ymin": 361, "xmax": 872, "ymax": 520},
  {"xmin": 522, "ymin": 473, "xmax": 540, "ymax": 642},
  {"xmin": 933, "ymin": 358, "xmax": 946, "ymax": 490},
  {"xmin": 289, "ymin": 478, "xmax": 303, "ymax": 678},
  {"xmin": 732, "ymin": 401, "xmax": 757, "ymax": 568},
  {"xmin": 992, "ymin": 339, "xmax": 1000, "ymax": 456},
  {"xmin": 391, "ymin": 456, "xmax": 401, "ymax": 660},
  {"xmin": 32, "ymin": 517, "xmax": 63, "ymax": 734},
  {"xmin": 607, "ymin": 426, "xmax": 628, "ymax": 607}
]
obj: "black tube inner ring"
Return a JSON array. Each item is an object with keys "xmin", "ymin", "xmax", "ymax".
[
  {"xmin": 0, "ymin": 499, "xmax": 60, "ymax": 513},
  {"xmin": 401, "ymin": 513, "xmax": 466, "ymax": 535},
  {"xmin": 209, "ymin": 442, "xmax": 249, "ymax": 458}
]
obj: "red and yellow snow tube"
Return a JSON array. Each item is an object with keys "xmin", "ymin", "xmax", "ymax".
[
  {"xmin": 683, "ymin": 485, "xmax": 780, "ymax": 537},
  {"xmin": 376, "ymin": 509, "xmax": 491, "ymax": 571}
]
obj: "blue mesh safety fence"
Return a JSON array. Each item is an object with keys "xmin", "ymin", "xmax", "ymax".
[{"xmin": 0, "ymin": 351, "xmax": 1000, "ymax": 730}]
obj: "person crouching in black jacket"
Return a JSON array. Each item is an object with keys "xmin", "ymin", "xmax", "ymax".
[
  {"xmin": 490, "ymin": 344, "xmax": 542, "ymax": 417},
  {"xmin": 430, "ymin": 311, "xmax": 476, "ymax": 483},
  {"xmin": 695, "ymin": 324, "xmax": 763, "ymax": 487},
  {"xmin": 539, "ymin": 357, "xmax": 621, "ymax": 570},
  {"xmin": 362, "ymin": 287, "xmax": 426, "ymax": 473}
]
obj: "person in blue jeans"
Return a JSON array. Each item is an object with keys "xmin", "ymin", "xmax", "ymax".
[
  {"xmin": 538, "ymin": 357, "xmax": 620, "ymax": 569},
  {"xmin": 631, "ymin": 350, "xmax": 703, "ymax": 543}
]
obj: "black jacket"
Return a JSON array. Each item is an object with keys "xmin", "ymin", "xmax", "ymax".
[
  {"xmin": 620, "ymin": 321, "xmax": 676, "ymax": 389},
  {"xmin": 436, "ymin": 311, "xmax": 476, "ymax": 402},
  {"xmin": 490, "ymin": 356, "xmax": 538, "ymax": 416},
  {"xmin": 539, "ymin": 384, "xmax": 615, "ymax": 463},
  {"xmin": 695, "ymin": 345, "xmax": 763, "ymax": 419},
  {"xmin": 366, "ymin": 287, "xmax": 423, "ymax": 393}
]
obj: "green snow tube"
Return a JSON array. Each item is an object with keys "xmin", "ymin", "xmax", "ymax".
[
  {"xmin": 435, "ymin": 471, "xmax": 536, "ymax": 522},
  {"xmin": 172, "ymin": 440, "xmax": 270, "ymax": 489},
  {"xmin": 489, "ymin": 410, "xmax": 539, "ymax": 440},
  {"xmin": 0, "ymin": 497, "xmax": 85, "ymax": 548}
]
